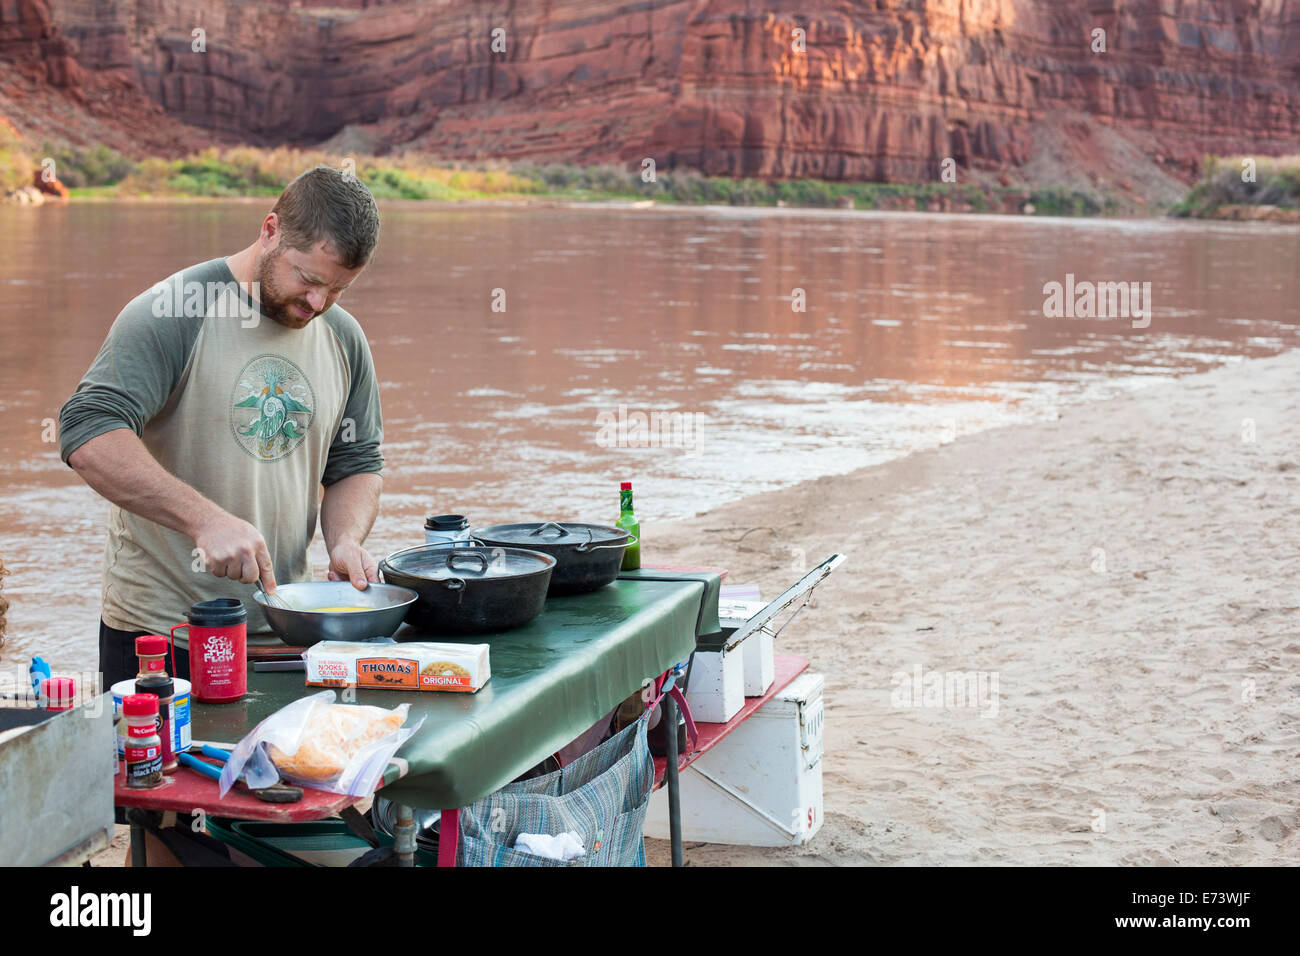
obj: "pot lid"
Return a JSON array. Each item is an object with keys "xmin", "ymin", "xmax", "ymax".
[
  {"xmin": 472, "ymin": 522, "xmax": 628, "ymax": 547},
  {"xmin": 383, "ymin": 544, "xmax": 554, "ymax": 580}
]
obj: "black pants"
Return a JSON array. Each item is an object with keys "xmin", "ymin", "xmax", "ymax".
[{"xmin": 99, "ymin": 619, "xmax": 192, "ymax": 688}]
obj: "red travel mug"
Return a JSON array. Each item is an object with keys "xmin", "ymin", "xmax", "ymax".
[{"xmin": 171, "ymin": 599, "xmax": 247, "ymax": 703}]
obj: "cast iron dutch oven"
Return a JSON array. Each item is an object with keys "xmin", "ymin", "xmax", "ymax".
[
  {"xmin": 470, "ymin": 521, "xmax": 632, "ymax": 595},
  {"xmin": 379, "ymin": 543, "xmax": 555, "ymax": 635}
]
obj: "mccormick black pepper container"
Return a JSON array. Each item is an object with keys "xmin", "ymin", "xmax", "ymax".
[{"xmin": 123, "ymin": 694, "xmax": 163, "ymax": 789}]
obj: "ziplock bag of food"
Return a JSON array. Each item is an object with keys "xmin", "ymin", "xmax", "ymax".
[{"xmin": 218, "ymin": 690, "xmax": 422, "ymax": 797}]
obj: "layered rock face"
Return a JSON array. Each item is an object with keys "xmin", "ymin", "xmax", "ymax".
[
  {"xmin": 0, "ymin": 0, "xmax": 83, "ymax": 90},
  {"xmin": 0, "ymin": 0, "xmax": 213, "ymax": 153},
  {"xmin": 7, "ymin": 0, "xmax": 1300, "ymax": 182}
]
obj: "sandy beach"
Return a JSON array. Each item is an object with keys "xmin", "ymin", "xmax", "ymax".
[
  {"xmin": 644, "ymin": 348, "xmax": 1300, "ymax": 866},
  {"xmin": 87, "ymin": 348, "xmax": 1300, "ymax": 868}
]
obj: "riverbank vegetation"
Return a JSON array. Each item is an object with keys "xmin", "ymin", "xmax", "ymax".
[
  {"xmin": 4, "ymin": 138, "xmax": 1126, "ymax": 215},
  {"xmin": 1172, "ymin": 155, "xmax": 1300, "ymax": 220},
  {"xmin": 0, "ymin": 120, "xmax": 33, "ymax": 193}
]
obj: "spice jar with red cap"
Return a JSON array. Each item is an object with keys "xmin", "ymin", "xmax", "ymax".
[
  {"xmin": 135, "ymin": 635, "xmax": 170, "ymax": 679},
  {"xmin": 39, "ymin": 676, "xmax": 76, "ymax": 711},
  {"xmin": 123, "ymin": 693, "xmax": 163, "ymax": 789}
]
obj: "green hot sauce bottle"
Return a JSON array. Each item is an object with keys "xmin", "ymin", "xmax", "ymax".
[{"xmin": 617, "ymin": 481, "xmax": 641, "ymax": 570}]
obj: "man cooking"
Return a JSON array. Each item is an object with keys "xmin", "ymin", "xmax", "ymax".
[{"xmin": 59, "ymin": 165, "xmax": 384, "ymax": 689}]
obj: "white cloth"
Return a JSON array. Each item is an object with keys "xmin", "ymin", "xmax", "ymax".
[{"xmin": 514, "ymin": 831, "xmax": 586, "ymax": 861}]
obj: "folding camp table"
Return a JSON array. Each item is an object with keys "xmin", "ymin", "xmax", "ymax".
[{"xmin": 117, "ymin": 569, "xmax": 719, "ymax": 866}]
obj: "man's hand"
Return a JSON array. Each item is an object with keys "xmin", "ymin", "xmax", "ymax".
[
  {"xmin": 327, "ymin": 539, "xmax": 379, "ymax": 590},
  {"xmin": 193, "ymin": 511, "xmax": 277, "ymax": 590},
  {"xmin": 320, "ymin": 473, "xmax": 382, "ymax": 590}
]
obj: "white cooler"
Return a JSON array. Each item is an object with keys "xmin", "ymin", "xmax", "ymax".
[{"xmin": 647, "ymin": 671, "xmax": 825, "ymax": 847}]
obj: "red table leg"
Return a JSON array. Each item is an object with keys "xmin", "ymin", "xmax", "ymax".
[{"xmin": 438, "ymin": 808, "xmax": 460, "ymax": 867}]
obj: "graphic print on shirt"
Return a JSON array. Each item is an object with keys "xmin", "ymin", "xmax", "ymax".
[{"xmin": 229, "ymin": 354, "xmax": 316, "ymax": 461}]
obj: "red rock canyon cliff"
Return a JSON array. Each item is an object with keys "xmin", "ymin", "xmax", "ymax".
[{"xmin": 3, "ymin": 0, "xmax": 1299, "ymax": 187}]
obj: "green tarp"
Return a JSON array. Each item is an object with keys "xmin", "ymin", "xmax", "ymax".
[{"xmin": 193, "ymin": 574, "xmax": 718, "ymax": 810}]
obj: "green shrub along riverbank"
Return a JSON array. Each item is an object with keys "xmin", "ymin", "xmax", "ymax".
[
  {"xmin": 1170, "ymin": 155, "xmax": 1300, "ymax": 220},
  {"xmin": 6, "ymin": 137, "xmax": 1297, "ymax": 218},
  {"xmin": 5, "ymin": 142, "xmax": 1111, "ymax": 214}
]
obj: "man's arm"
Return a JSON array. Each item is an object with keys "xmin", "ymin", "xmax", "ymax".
[
  {"xmin": 68, "ymin": 429, "xmax": 279, "ymax": 589},
  {"xmin": 320, "ymin": 311, "xmax": 386, "ymax": 589},
  {"xmin": 320, "ymin": 472, "xmax": 382, "ymax": 588},
  {"xmin": 60, "ymin": 280, "xmax": 279, "ymax": 589}
]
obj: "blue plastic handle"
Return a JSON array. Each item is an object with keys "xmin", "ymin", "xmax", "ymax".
[
  {"xmin": 178, "ymin": 752, "xmax": 222, "ymax": 780},
  {"xmin": 200, "ymin": 745, "xmax": 232, "ymax": 763},
  {"xmin": 29, "ymin": 656, "xmax": 51, "ymax": 698}
]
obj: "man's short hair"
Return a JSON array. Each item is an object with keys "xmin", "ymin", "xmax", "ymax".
[{"xmin": 271, "ymin": 165, "xmax": 380, "ymax": 269}]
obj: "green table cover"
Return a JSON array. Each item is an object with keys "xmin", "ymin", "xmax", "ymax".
[
  {"xmin": 616, "ymin": 569, "xmax": 721, "ymax": 637},
  {"xmin": 193, "ymin": 575, "xmax": 717, "ymax": 810}
]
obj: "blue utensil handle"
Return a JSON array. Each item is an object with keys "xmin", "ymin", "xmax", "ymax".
[
  {"xmin": 178, "ymin": 752, "xmax": 222, "ymax": 780},
  {"xmin": 200, "ymin": 745, "xmax": 232, "ymax": 762}
]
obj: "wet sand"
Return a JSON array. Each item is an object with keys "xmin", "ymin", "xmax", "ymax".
[{"xmin": 645, "ymin": 348, "xmax": 1300, "ymax": 865}]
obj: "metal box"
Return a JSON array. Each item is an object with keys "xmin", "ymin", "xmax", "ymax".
[
  {"xmin": 719, "ymin": 598, "xmax": 775, "ymax": 697},
  {"xmin": 648, "ymin": 671, "xmax": 825, "ymax": 847},
  {"xmin": 685, "ymin": 640, "xmax": 745, "ymax": 724},
  {"xmin": 0, "ymin": 694, "xmax": 115, "ymax": 865}
]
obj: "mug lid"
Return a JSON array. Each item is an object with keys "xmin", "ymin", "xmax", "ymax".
[
  {"xmin": 425, "ymin": 514, "xmax": 468, "ymax": 530},
  {"xmin": 188, "ymin": 598, "xmax": 247, "ymax": 626}
]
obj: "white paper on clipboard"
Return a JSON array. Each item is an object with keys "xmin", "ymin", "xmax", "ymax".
[{"xmin": 722, "ymin": 553, "xmax": 845, "ymax": 653}]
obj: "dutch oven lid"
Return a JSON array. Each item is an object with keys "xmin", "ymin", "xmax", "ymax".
[
  {"xmin": 383, "ymin": 544, "xmax": 554, "ymax": 579},
  {"xmin": 472, "ymin": 522, "xmax": 628, "ymax": 547}
]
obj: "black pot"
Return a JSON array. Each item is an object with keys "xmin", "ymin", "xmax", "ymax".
[
  {"xmin": 471, "ymin": 522, "xmax": 632, "ymax": 595},
  {"xmin": 379, "ymin": 544, "xmax": 555, "ymax": 635}
]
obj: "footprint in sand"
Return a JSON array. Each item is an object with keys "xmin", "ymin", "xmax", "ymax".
[{"xmin": 1258, "ymin": 815, "xmax": 1293, "ymax": 842}]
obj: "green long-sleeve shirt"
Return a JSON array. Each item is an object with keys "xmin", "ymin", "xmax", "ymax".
[{"xmin": 59, "ymin": 257, "xmax": 384, "ymax": 643}]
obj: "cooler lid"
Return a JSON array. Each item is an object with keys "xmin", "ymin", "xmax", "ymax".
[{"xmin": 722, "ymin": 553, "xmax": 846, "ymax": 652}]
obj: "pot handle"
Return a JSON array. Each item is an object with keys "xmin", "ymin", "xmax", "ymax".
[
  {"xmin": 529, "ymin": 522, "xmax": 569, "ymax": 538},
  {"xmin": 578, "ymin": 532, "xmax": 637, "ymax": 553},
  {"xmin": 445, "ymin": 551, "xmax": 490, "ymax": 575}
]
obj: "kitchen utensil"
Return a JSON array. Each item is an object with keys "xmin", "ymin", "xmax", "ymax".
[
  {"xmin": 252, "ymin": 660, "xmax": 307, "ymax": 672},
  {"xmin": 257, "ymin": 580, "xmax": 296, "ymax": 611},
  {"xmin": 252, "ymin": 581, "xmax": 419, "ymax": 646},
  {"xmin": 379, "ymin": 543, "xmax": 555, "ymax": 635},
  {"xmin": 471, "ymin": 521, "xmax": 632, "ymax": 594},
  {"xmin": 178, "ymin": 749, "xmax": 304, "ymax": 803}
]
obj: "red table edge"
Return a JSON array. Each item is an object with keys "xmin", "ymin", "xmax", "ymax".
[
  {"xmin": 114, "ymin": 756, "xmax": 360, "ymax": 822},
  {"xmin": 639, "ymin": 564, "xmax": 729, "ymax": 578},
  {"xmin": 652, "ymin": 653, "xmax": 810, "ymax": 788}
]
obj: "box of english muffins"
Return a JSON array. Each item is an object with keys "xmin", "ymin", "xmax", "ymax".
[{"xmin": 303, "ymin": 640, "xmax": 490, "ymax": 693}]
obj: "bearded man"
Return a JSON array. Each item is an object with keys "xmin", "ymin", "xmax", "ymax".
[{"xmin": 59, "ymin": 166, "xmax": 385, "ymax": 688}]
